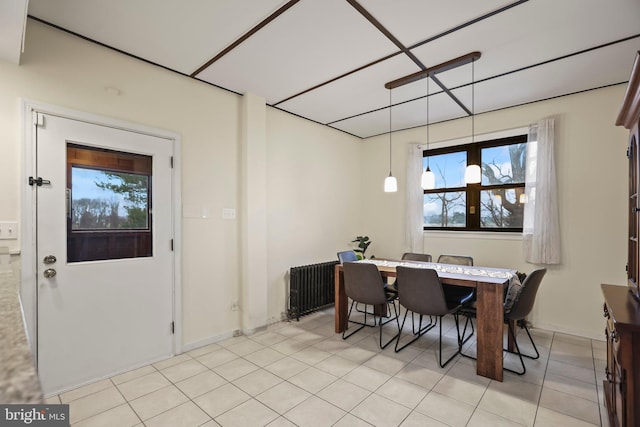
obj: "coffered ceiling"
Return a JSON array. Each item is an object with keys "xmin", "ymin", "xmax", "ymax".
[{"xmin": 23, "ymin": 0, "xmax": 640, "ymax": 138}]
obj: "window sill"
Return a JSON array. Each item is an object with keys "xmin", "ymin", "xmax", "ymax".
[{"xmin": 424, "ymin": 230, "xmax": 523, "ymax": 241}]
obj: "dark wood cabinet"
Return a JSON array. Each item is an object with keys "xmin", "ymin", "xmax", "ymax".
[
  {"xmin": 602, "ymin": 284, "xmax": 640, "ymax": 427},
  {"xmin": 607, "ymin": 50, "xmax": 640, "ymax": 427},
  {"xmin": 618, "ymin": 51, "xmax": 640, "ymax": 300}
]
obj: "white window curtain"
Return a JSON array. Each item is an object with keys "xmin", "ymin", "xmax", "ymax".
[
  {"xmin": 405, "ymin": 144, "xmax": 424, "ymax": 253},
  {"xmin": 523, "ymin": 117, "xmax": 560, "ymax": 264}
]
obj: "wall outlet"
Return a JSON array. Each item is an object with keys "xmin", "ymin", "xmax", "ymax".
[
  {"xmin": 0, "ymin": 222, "xmax": 18, "ymax": 240},
  {"xmin": 222, "ymin": 208, "xmax": 236, "ymax": 220}
]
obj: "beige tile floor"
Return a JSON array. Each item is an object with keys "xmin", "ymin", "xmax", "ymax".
[{"xmin": 44, "ymin": 308, "xmax": 610, "ymax": 427}]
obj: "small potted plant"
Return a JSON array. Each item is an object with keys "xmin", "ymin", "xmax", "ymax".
[{"xmin": 351, "ymin": 236, "xmax": 374, "ymax": 259}]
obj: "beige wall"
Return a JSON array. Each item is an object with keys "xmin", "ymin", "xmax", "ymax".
[
  {"xmin": 0, "ymin": 20, "xmax": 242, "ymax": 346},
  {"xmin": 0, "ymin": 20, "xmax": 363, "ymax": 349},
  {"xmin": 0, "ymin": 19, "xmax": 629, "ymax": 350},
  {"xmin": 361, "ymin": 85, "xmax": 629, "ymax": 339},
  {"xmin": 266, "ymin": 107, "xmax": 363, "ymax": 321}
]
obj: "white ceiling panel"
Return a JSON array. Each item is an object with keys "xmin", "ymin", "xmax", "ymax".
[
  {"xmin": 413, "ymin": 0, "xmax": 640, "ymax": 87},
  {"xmin": 473, "ymin": 40, "xmax": 639, "ymax": 114},
  {"xmin": 392, "ymin": 96, "xmax": 428, "ymax": 131},
  {"xmin": 196, "ymin": 0, "xmax": 399, "ymax": 103},
  {"xmin": 28, "ymin": 0, "xmax": 289, "ymax": 74},
  {"xmin": 277, "ymin": 54, "xmax": 420, "ymax": 124},
  {"xmin": 331, "ymin": 91, "xmax": 465, "ymax": 138},
  {"xmin": 358, "ymin": 0, "xmax": 517, "ymax": 48},
  {"xmin": 329, "ymin": 108, "xmax": 389, "ymax": 138},
  {"xmin": 25, "ymin": 0, "xmax": 640, "ymax": 138},
  {"xmin": 393, "ymin": 92, "xmax": 467, "ymax": 131}
]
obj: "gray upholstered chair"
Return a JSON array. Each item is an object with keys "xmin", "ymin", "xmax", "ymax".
[
  {"xmin": 503, "ymin": 268, "xmax": 546, "ymax": 374},
  {"xmin": 395, "ymin": 252, "xmax": 435, "ymax": 329},
  {"xmin": 385, "ymin": 252, "xmax": 433, "ymax": 296},
  {"xmin": 394, "ymin": 266, "xmax": 463, "ymax": 367},
  {"xmin": 436, "ymin": 254, "xmax": 475, "ymax": 344},
  {"xmin": 337, "ymin": 250, "xmax": 388, "ymax": 318},
  {"xmin": 461, "ymin": 268, "xmax": 547, "ymax": 375},
  {"xmin": 437, "ymin": 254, "xmax": 473, "ymax": 266},
  {"xmin": 401, "ymin": 252, "xmax": 432, "ymax": 262},
  {"xmin": 342, "ymin": 262, "xmax": 399, "ymax": 349}
]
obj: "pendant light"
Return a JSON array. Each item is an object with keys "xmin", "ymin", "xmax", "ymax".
[
  {"xmin": 384, "ymin": 89, "xmax": 398, "ymax": 192},
  {"xmin": 464, "ymin": 58, "xmax": 481, "ymax": 185},
  {"xmin": 421, "ymin": 75, "xmax": 435, "ymax": 190}
]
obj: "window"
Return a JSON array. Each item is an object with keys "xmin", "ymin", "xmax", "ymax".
[
  {"xmin": 66, "ymin": 144, "xmax": 153, "ymax": 262},
  {"xmin": 423, "ymin": 135, "xmax": 527, "ymax": 231}
]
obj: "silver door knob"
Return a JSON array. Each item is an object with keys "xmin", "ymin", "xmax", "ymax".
[
  {"xmin": 43, "ymin": 268, "xmax": 57, "ymax": 279},
  {"xmin": 43, "ymin": 255, "xmax": 57, "ymax": 264}
]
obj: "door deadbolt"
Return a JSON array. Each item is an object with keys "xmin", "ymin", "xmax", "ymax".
[
  {"xmin": 43, "ymin": 268, "xmax": 57, "ymax": 279},
  {"xmin": 43, "ymin": 255, "xmax": 57, "ymax": 264}
]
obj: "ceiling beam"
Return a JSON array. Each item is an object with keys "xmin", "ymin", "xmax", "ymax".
[
  {"xmin": 346, "ymin": 0, "xmax": 424, "ymax": 68},
  {"xmin": 385, "ymin": 52, "xmax": 481, "ymax": 89},
  {"xmin": 190, "ymin": 0, "xmax": 300, "ymax": 77},
  {"xmin": 347, "ymin": 0, "xmax": 475, "ymax": 116},
  {"xmin": 409, "ymin": 0, "xmax": 529, "ymax": 50}
]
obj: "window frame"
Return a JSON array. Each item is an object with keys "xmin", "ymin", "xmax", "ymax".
[{"xmin": 423, "ymin": 134, "xmax": 527, "ymax": 232}]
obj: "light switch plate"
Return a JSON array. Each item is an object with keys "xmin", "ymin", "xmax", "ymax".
[
  {"xmin": 222, "ymin": 208, "xmax": 236, "ymax": 220},
  {"xmin": 0, "ymin": 222, "xmax": 18, "ymax": 240}
]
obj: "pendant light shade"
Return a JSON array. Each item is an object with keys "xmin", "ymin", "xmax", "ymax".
[
  {"xmin": 384, "ymin": 89, "xmax": 397, "ymax": 193},
  {"xmin": 464, "ymin": 164, "xmax": 481, "ymax": 184},
  {"xmin": 421, "ymin": 167, "xmax": 435, "ymax": 190},
  {"xmin": 384, "ymin": 174, "xmax": 398, "ymax": 192}
]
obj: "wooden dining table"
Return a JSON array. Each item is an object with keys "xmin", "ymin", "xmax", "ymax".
[{"xmin": 334, "ymin": 259, "xmax": 517, "ymax": 382}]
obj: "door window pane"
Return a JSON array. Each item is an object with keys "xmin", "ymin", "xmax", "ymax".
[
  {"xmin": 424, "ymin": 192, "xmax": 466, "ymax": 227},
  {"xmin": 71, "ymin": 167, "xmax": 149, "ymax": 230}
]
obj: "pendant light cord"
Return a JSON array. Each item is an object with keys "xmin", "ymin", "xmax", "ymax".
[
  {"xmin": 426, "ymin": 76, "xmax": 430, "ymax": 169},
  {"xmin": 471, "ymin": 59, "xmax": 475, "ymax": 144},
  {"xmin": 389, "ymin": 89, "xmax": 392, "ymax": 174}
]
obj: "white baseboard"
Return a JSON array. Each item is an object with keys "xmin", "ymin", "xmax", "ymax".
[
  {"xmin": 183, "ymin": 314, "xmax": 290, "ymax": 352},
  {"xmin": 533, "ymin": 321, "xmax": 604, "ymax": 341},
  {"xmin": 182, "ymin": 330, "xmax": 236, "ymax": 353}
]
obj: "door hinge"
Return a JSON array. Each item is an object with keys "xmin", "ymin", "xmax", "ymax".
[
  {"xmin": 171, "ymin": 321, "xmax": 175, "ymax": 334},
  {"xmin": 170, "ymin": 156, "xmax": 174, "ymax": 168},
  {"xmin": 170, "ymin": 239, "xmax": 174, "ymax": 251}
]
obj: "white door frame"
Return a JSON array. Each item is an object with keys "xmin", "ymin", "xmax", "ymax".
[{"xmin": 20, "ymin": 99, "xmax": 183, "ymax": 368}]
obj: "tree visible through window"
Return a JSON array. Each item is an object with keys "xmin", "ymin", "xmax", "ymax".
[
  {"xmin": 423, "ymin": 135, "xmax": 527, "ymax": 231},
  {"xmin": 71, "ymin": 167, "xmax": 149, "ymax": 230}
]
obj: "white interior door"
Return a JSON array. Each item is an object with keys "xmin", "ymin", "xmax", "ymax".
[{"xmin": 35, "ymin": 113, "xmax": 174, "ymax": 395}]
